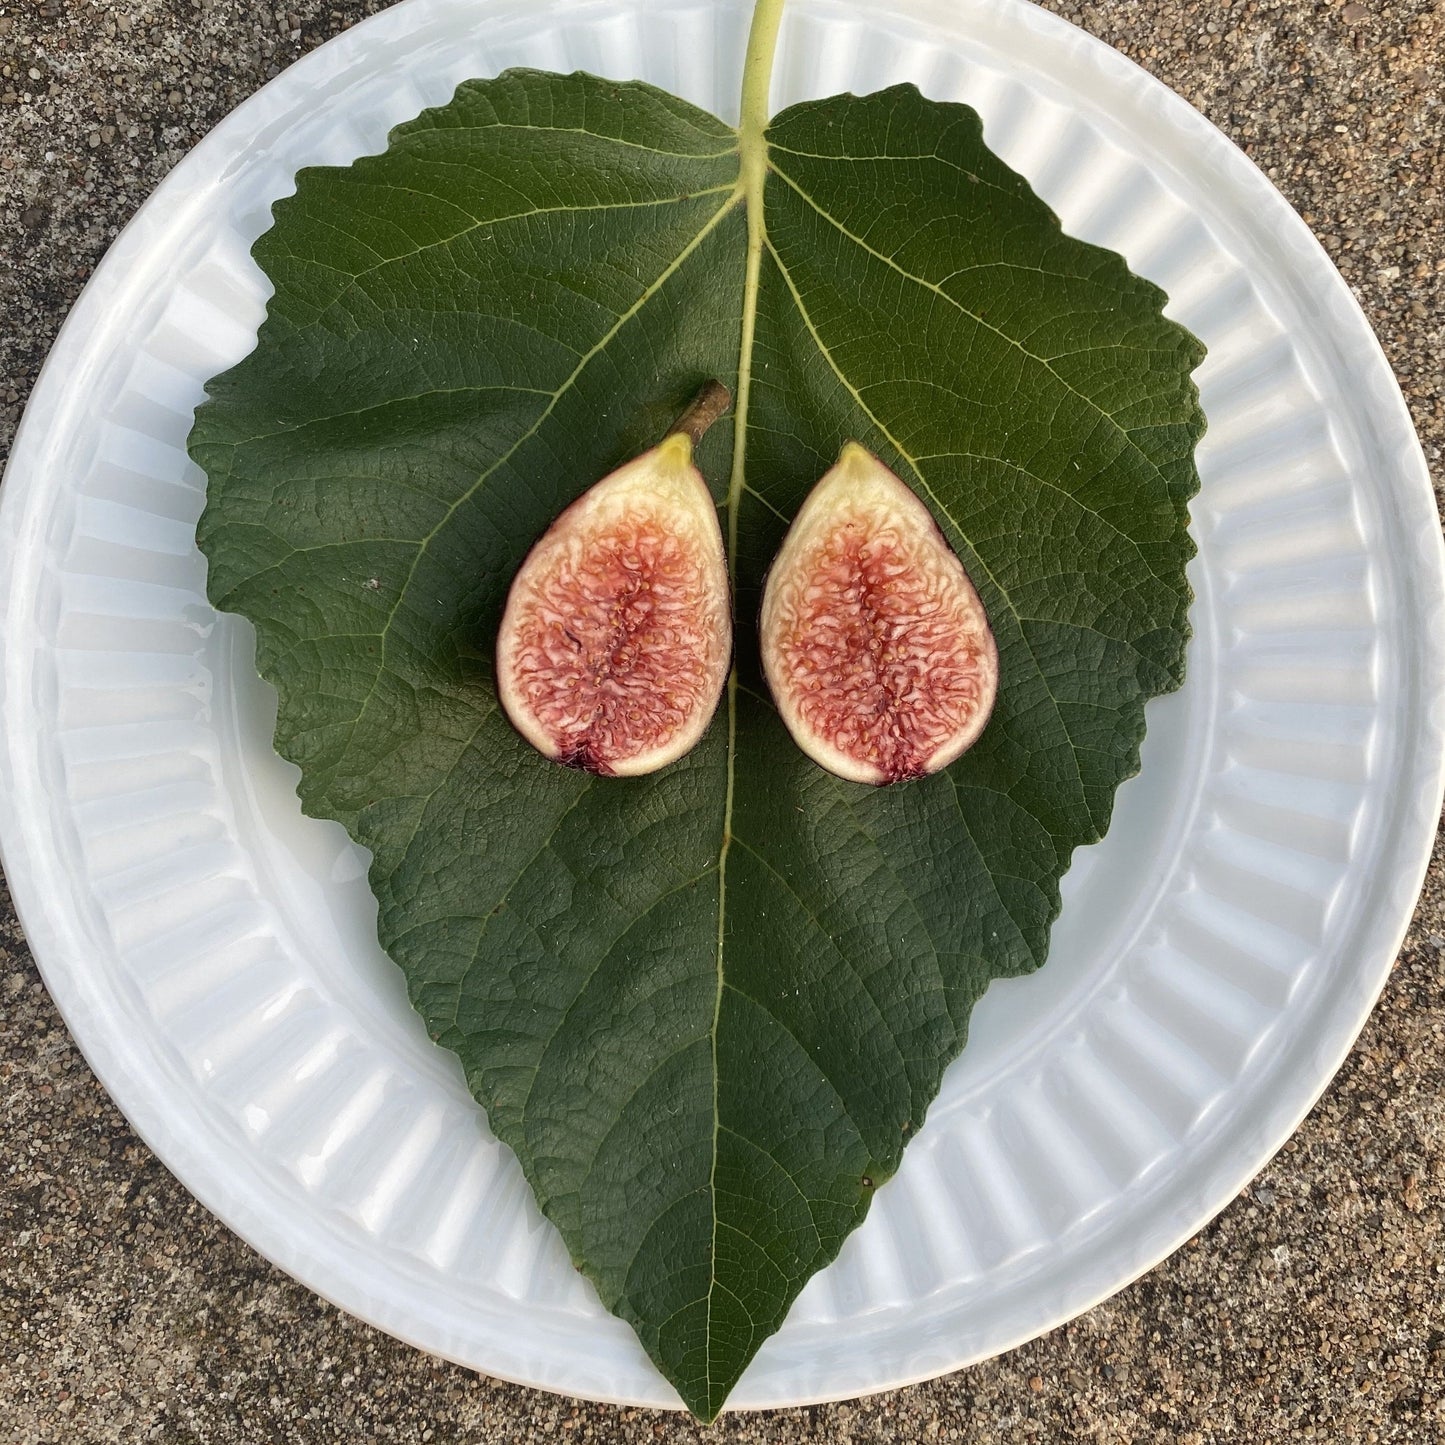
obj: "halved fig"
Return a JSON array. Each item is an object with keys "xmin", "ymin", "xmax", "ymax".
[
  {"xmin": 496, "ymin": 430, "xmax": 731, "ymax": 777},
  {"xmin": 760, "ymin": 443, "xmax": 998, "ymax": 786}
]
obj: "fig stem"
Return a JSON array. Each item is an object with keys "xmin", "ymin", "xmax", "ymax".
[{"xmin": 667, "ymin": 380, "xmax": 733, "ymax": 448}]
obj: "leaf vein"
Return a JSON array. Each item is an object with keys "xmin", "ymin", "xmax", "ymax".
[
  {"xmin": 317, "ymin": 184, "xmax": 740, "ymax": 298},
  {"xmin": 729, "ymin": 834, "xmax": 914, "ymax": 1091},
  {"xmin": 515, "ymin": 867, "xmax": 720, "ymax": 1136},
  {"xmin": 768, "ymin": 163, "xmax": 1173, "ymax": 497}
]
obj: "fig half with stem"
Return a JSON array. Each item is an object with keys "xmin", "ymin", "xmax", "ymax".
[
  {"xmin": 760, "ymin": 443, "xmax": 999, "ymax": 786},
  {"xmin": 496, "ymin": 383, "xmax": 732, "ymax": 777}
]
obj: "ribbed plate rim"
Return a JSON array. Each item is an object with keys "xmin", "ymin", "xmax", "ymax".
[{"xmin": 1, "ymin": 0, "xmax": 1442, "ymax": 1413}]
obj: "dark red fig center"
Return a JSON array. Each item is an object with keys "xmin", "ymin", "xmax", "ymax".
[
  {"xmin": 775, "ymin": 518, "xmax": 993, "ymax": 784},
  {"xmin": 761, "ymin": 443, "xmax": 999, "ymax": 787},
  {"xmin": 496, "ymin": 431, "xmax": 732, "ymax": 778},
  {"xmin": 508, "ymin": 516, "xmax": 723, "ymax": 775}
]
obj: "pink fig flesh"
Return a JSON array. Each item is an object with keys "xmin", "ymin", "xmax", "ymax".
[
  {"xmin": 760, "ymin": 443, "xmax": 999, "ymax": 786},
  {"xmin": 496, "ymin": 433, "xmax": 731, "ymax": 777}
]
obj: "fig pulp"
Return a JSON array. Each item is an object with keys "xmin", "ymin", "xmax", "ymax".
[
  {"xmin": 496, "ymin": 432, "xmax": 731, "ymax": 777},
  {"xmin": 760, "ymin": 443, "xmax": 999, "ymax": 786}
]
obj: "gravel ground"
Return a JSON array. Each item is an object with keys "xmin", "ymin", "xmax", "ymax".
[{"xmin": 2, "ymin": 1, "xmax": 1443, "ymax": 1441}]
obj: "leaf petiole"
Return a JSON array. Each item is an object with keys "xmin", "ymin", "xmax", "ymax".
[
  {"xmin": 739, "ymin": 0, "xmax": 787, "ymax": 147},
  {"xmin": 728, "ymin": 0, "xmax": 787, "ymax": 575}
]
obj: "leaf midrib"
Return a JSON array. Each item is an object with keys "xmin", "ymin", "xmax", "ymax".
[{"xmin": 698, "ymin": 0, "xmax": 784, "ymax": 1383}]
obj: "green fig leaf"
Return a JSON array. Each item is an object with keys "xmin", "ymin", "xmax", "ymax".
[{"xmin": 190, "ymin": 68, "xmax": 1204, "ymax": 1420}]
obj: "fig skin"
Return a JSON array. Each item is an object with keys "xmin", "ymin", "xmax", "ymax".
[
  {"xmin": 496, "ymin": 431, "xmax": 732, "ymax": 778},
  {"xmin": 760, "ymin": 443, "xmax": 999, "ymax": 786}
]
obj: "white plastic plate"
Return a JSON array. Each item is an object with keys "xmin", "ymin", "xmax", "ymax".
[{"xmin": 2, "ymin": 0, "xmax": 1442, "ymax": 1412}]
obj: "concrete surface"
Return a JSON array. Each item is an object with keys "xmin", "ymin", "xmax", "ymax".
[{"xmin": 2, "ymin": 1, "xmax": 1442, "ymax": 1440}]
